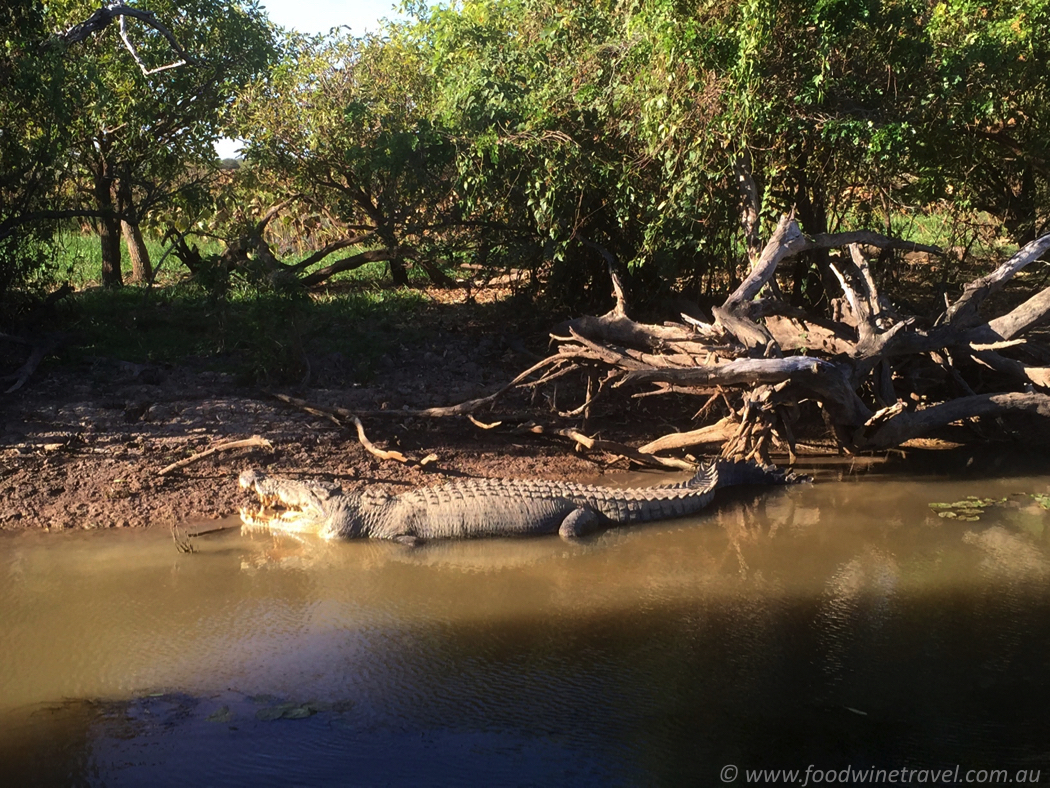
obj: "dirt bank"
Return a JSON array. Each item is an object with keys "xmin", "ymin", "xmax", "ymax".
[{"xmin": 1, "ymin": 309, "xmax": 615, "ymax": 532}]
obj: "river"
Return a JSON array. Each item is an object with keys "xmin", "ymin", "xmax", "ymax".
[{"xmin": 1, "ymin": 452, "xmax": 1048, "ymax": 786}]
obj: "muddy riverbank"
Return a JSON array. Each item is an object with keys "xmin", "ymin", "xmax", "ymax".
[{"xmin": 1, "ymin": 332, "xmax": 618, "ymax": 531}]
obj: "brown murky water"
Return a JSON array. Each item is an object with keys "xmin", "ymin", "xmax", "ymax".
[{"xmin": 2, "ymin": 455, "xmax": 1050, "ymax": 786}]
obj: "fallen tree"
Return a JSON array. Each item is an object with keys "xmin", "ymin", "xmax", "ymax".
[
  {"xmin": 264, "ymin": 213, "xmax": 1050, "ymax": 468},
  {"xmin": 407, "ymin": 214, "xmax": 1050, "ymax": 466}
]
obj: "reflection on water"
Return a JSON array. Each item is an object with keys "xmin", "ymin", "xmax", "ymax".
[{"xmin": 2, "ymin": 458, "xmax": 1050, "ymax": 786}]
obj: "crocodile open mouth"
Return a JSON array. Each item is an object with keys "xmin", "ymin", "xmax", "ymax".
[
  {"xmin": 238, "ymin": 476, "xmax": 322, "ymax": 534},
  {"xmin": 238, "ymin": 503, "xmax": 315, "ymax": 531}
]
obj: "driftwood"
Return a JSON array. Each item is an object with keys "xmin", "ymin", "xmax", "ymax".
[
  {"xmin": 269, "ymin": 393, "xmax": 438, "ymax": 467},
  {"xmin": 386, "ymin": 215, "xmax": 1050, "ymax": 467},
  {"xmin": 592, "ymin": 218, "xmax": 1050, "ymax": 461},
  {"xmin": 158, "ymin": 436, "xmax": 272, "ymax": 476},
  {"xmin": 350, "ymin": 415, "xmax": 438, "ymax": 467},
  {"xmin": 508, "ymin": 423, "xmax": 695, "ymax": 471}
]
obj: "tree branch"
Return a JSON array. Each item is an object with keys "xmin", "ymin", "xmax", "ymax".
[
  {"xmin": 117, "ymin": 12, "xmax": 186, "ymax": 76},
  {"xmin": 157, "ymin": 436, "xmax": 272, "ymax": 477},
  {"xmin": 289, "ymin": 234, "xmax": 376, "ymax": 272},
  {"xmin": 55, "ymin": 4, "xmax": 194, "ymax": 72},
  {"xmin": 938, "ymin": 231, "xmax": 1050, "ymax": 329},
  {"xmin": 858, "ymin": 393, "xmax": 1050, "ymax": 450},
  {"xmin": 0, "ymin": 208, "xmax": 129, "ymax": 238},
  {"xmin": 297, "ymin": 248, "xmax": 399, "ymax": 287}
]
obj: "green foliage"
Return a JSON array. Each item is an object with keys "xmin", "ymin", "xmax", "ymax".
[
  {"xmin": 53, "ymin": 0, "xmax": 275, "ymax": 285},
  {"xmin": 425, "ymin": 0, "xmax": 735, "ymax": 306},
  {"xmin": 0, "ymin": 0, "xmax": 275, "ymax": 310},
  {"xmin": 0, "ymin": 1, "xmax": 72, "ymax": 306},
  {"xmin": 406, "ymin": 0, "xmax": 1049, "ymax": 306},
  {"xmin": 919, "ymin": 0, "xmax": 1050, "ymax": 243},
  {"xmin": 7, "ymin": 0, "xmax": 1050, "ymax": 323},
  {"xmin": 235, "ymin": 24, "xmax": 454, "ymax": 284},
  {"xmin": 421, "ymin": 0, "xmax": 922, "ymax": 303},
  {"xmin": 47, "ymin": 0, "xmax": 275, "ymax": 166}
]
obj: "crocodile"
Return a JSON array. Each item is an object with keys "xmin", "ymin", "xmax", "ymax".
[{"xmin": 238, "ymin": 460, "xmax": 801, "ymax": 545}]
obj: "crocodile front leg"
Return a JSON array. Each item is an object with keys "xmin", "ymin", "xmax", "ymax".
[{"xmin": 558, "ymin": 507, "xmax": 603, "ymax": 540}]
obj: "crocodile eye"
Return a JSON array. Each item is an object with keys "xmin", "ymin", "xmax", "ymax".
[{"xmin": 239, "ymin": 469, "xmax": 266, "ymax": 490}]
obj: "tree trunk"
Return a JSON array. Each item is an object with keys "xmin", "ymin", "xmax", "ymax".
[
  {"xmin": 116, "ymin": 178, "xmax": 152, "ymax": 283},
  {"xmin": 735, "ymin": 150, "xmax": 763, "ymax": 264},
  {"xmin": 373, "ymin": 224, "xmax": 409, "ymax": 286},
  {"xmin": 95, "ymin": 166, "xmax": 123, "ymax": 288},
  {"xmin": 122, "ymin": 220, "xmax": 152, "ymax": 283},
  {"xmin": 389, "ymin": 255, "xmax": 410, "ymax": 287},
  {"xmin": 792, "ymin": 178, "xmax": 836, "ymax": 308}
]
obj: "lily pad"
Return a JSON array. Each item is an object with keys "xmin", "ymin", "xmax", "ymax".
[
  {"xmin": 963, "ymin": 497, "xmax": 1003, "ymax": 507},
  {"xmin": 255, "ymin": 701, "xmax": 317, "ymax": 721},
  {"xmin": 930, "ymin": 494, "xmax": 1010, "ymax": 522},
  {"xmin": 937, "ymin": 509, "xmax": 982, "ymax": 521},
  {"xmin": 206, "ymin": 706, "xmax": 233, "ymax": 723}
]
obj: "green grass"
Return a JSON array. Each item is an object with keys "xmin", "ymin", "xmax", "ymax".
[
  {"xmin": 888, "ymin": 208, "xmax": 1020, "ymax": 261},
  {"xmin": 44, "ymin": 232, "xmax": 438, "ymax": 384},
  {"xmin": 50, "ymin": 231, "xmax": 447, "ymax": 289},
  {"xmin": 49, "ymin": 231, "xmax": 226, "ymax": 288}
]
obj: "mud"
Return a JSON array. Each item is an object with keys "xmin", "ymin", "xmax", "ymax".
[{"xmin": 1, "ymin": 311, "xmax": 610, "ymax": 531}]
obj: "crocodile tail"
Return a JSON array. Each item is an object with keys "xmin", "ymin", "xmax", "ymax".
[
  {"xmin": 660, "ymin": 459, "xmax": 807, "ymax": 493},
  {"xmin": 679, "ymin": 460, "xmax": 721, "ymax": 491},
  {"xmin": 708, "ymin": 459, "xmax": 808, "ymax": 490}
]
